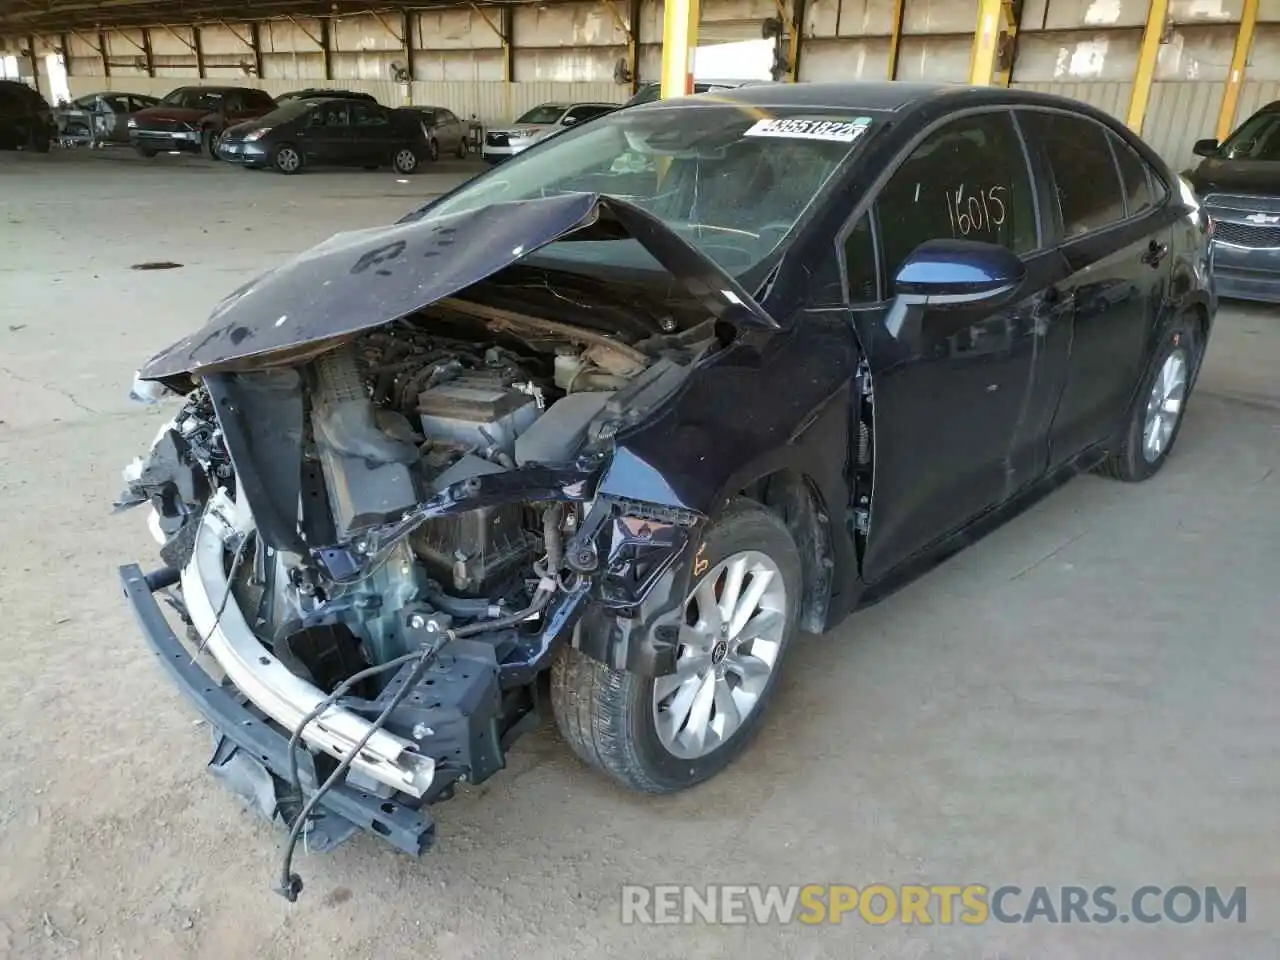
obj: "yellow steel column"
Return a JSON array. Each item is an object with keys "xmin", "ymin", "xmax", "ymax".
[
  {"xmin": 887, "ymin": 0, "xmax": 905, "ymax": 79},
  {"xmin": 968, "ymin": 0, "xmax": 1004, "ymax": 85},
  {"xmin": 1216, "ymin": 0, "xmax": 1258, "ymax": 141},
  {"xmin": 1126, "ymin": 0, "xmax": 1169, "ymax": 133},
  {"xmin": 660, "ymin": 0, "xmax": 701, "ymax": 99}
]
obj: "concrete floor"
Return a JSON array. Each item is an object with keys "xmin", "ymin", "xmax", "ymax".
[{"xmin": 0, "ymin": 149, "xmax": 1277, "ymax": 960}]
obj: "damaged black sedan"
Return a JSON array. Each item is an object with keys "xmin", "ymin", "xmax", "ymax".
[{"xmin": 118, "ymin": 82, "xmax": 1214, "ymax": 897}]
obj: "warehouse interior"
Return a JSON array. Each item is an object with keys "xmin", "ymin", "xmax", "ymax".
[
  {"xmin": 1, "ymin": 0, "xmax": 1278, "ymax": 170},
  {"xmin": 1, "ymin": 0, "xmax": 1279, "ymax": 953}
]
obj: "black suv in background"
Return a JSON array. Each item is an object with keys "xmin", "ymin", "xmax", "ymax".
[
  {"xmin": 1189, "ymin": 101, "xmax": 1280, "ymax": 302},
  {"xmin": 0, "ymin": 79, "xmax": 53, "ymax": 152}
]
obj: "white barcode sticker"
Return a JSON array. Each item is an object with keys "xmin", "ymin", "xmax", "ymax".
[{"xmin": 743, "ymin": 116, "xmax": 872, "ymax": 143}]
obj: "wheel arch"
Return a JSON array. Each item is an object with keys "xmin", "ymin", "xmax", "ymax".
[{"xmin": 736, "ymin": 468, "xmax": 835, "ymax": 634}]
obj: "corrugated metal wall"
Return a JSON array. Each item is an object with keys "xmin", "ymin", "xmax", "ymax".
[
  {"xmin": 65, "ymin": 76, "xmax": 622, "ymax": 126},
  {"xmin": 29, "ymin": 0, "xmax": 1280, "ymax": 169}
]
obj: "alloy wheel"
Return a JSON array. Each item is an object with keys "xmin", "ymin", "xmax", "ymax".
[
  {"xmin": 1142, "ymin": 347, "xmax": 1188, "ymax": 463},
  {"xmin": 653, "ymin": 550, "xmax": 786, "ymax": 760},
  {"xmin": 276, "ymin": 147, "xmax": 300, "ymax": 173},
  {"xmin": 396, "ymin": 148, "xmax": 419, "ymax": 172}
]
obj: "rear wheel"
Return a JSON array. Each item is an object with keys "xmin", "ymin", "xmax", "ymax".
[
  {"xmin": 426, "ymin": 137, "xmax": 439, "ymax": 162},
  {"xmin": 393, "ymin": 147, "xmax": 420, "ymax": 174},
  {"xmin": 29, "ymin": 123, "xmax": 50, "ymax": 153},
  {"xmin": 272, "ymin": 143, "xmax": 303, "ymax": 174},
  {"xmin": 551, "ymin": 499, "xmax": 801, "ymax": 793},
  {"xmin": 456, "ymin": 136, "xmax": 468, "ymax": 158},
  {"xmin": 135, "ymin": 144, "xmax": 158, "ymax": 158},
  {"xmin": 1096, "ymin": 315, "xmax": 1201, "ymax": 482}
]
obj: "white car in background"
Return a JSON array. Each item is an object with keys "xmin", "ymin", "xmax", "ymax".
[{"xmin": 481, "ymin": 101, "xmax": 618, "ymax": 163}]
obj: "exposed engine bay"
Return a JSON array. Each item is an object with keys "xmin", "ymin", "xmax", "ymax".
[{"xmin": 118, "ymin": 277, "xmax": 722, "ymax": 897}]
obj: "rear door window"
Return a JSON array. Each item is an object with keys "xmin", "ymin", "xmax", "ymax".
[
  {"xmin": 352, "ymin": 102, "xmax": 389, "ymax": 127},
  {"xmin": 1020, "ymin": 112, "xmax": 1126, "ymax": 237},
  {"xmin": 1108, "ymin": 132, "xmax": 1155, "ymax": 216}
]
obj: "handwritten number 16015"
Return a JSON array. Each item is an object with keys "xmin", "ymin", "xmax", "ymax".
[{"xmin": 945, "ymin": 185, "xmax": 1007, "ymax": 237}]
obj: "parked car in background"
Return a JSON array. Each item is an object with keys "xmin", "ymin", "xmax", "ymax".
[
  {"xmin": 218, "ymin": 96, "xmax": 428, "ymax": 174},
  {"xmin": 129, "ymin": 86, "xmax": 277, "ymax": 159},
  {"xmin": 395, "ymin": 105, "xmax": 469, "ymax": 160},
  {"xmin": 275, "ymin": 88, "xmax": 378, "ymax": 105},
  {"xmin": 1188, "ymin": 101, "xmax": 1280, "ymax": 302},
  {"xmin": 624, "ymin": 78, "xmax": 771, "ymax": 107},
  {"xmin": 482, "ymin": 101, "xmax": 618, "ymax": 163},
  {"xmin": 56, "ymin": 91, "xmax": 159, "ymax": 145},
  {"xmin": 0, "ymin": 79, "xmax": 53, "ymax": 152},
  {"xmin": 119, "ymin": 84, "xmax": 1213, "ymax": 887}
]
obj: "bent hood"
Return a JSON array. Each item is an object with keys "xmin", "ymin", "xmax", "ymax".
[
  {"xmin": 139, "ymin": 192, "xmax": 778, "ymax": 381},
  {"xmin": 133, "ymin": 106, "xmax": 208, "ymax": 124}
]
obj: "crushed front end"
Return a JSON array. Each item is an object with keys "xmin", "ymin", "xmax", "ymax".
[{"xmin": 114, "ymin": 194, "xmax": 766, "ymax": 893}]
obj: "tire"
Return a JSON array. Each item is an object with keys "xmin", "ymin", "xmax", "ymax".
[
  {"xmin": 135, "ymin": 145, "xmax": 158, "ymax": 158},
  {"xmin": 456, "ymin": 136, "xmax": 468, "ymax": 158},
  {"xmin": 1096, "ymin": 314, "xmax": 1201, "ymax": 482},
  {"xmin": 30, "ymin": 124, "xmax": 51, "ymax": 153},
  {"xmin": 427, "ymin": 137, "xmax": 439, "ymax": 162},
  {"xmin": 272, "ymin": 143, "xmax": 303, "ymax": 175},
  {"xmin": 393, "ymin": 146, "xmax": 420, "ymax": 174},
  {"xmin": 202, "ymin": 128, "xmax": 222, "ymax": 160},
  {"xmin": 551, "ymin": 499, "xmax": 802, "ymax": 793}
]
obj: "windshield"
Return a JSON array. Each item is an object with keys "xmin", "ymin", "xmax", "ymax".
[
  {"xmin": 1220, "ymin": 110, "xmax": 1280, "ymax": 161},
  {"xmin": 426, "ymin": 104, "xmax": 874, "ymax": 276},
  {"xmin": 516, "ymin": 104, "xmax": 567, "ymax": 125}
]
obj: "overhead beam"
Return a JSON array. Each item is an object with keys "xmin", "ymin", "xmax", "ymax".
[
  {"xmin": 192, "ymin": 25, "xmax": 205, "ymax": 77},
  {"xmin": 660, "ymin": 0, "xmax": 700, "ymax": 98},
  {"xmin": 887, "ymin": 0, "xmax": 905, "ymax": 79},
  {"xmin": 402, "ymin": 9, "xmax": 416, "ymax": 82},
  {"xmin": 60, "ymin": 32, "xmax": 71, "ymax": 77},
  {"xmin": 98, "ymin": 29, "xmax": 110, "ymax": 77},
  {"xmin": 26, "ymin": 34, "xmax": 39, "ymax": 95},
  {"xmin": 788, "ymin": 0, "xmax": 806, "ymax": 81},
  {"xmin": 246, "ymin": 21, "xmax": 265, "ymax": 78},
  {"xmin": 627, "ymin": 0, "xmax": 640, "ymax": 93},
  {"xmin": 1125, "ymin": 0, "xmax": 1169, "ymax": 133},
  {"xmin": 141, "ymin": 27, "xmax": 155, "ymax": 76},
  {"xmin": 600, "ymin": 0, "xmax": 637, "ymax": 91},
  {"xmin": 501, "ymin": 5, "xmax": 514, "ymax": 82},
  {"xmin": 319, "ymin": 17, "xmax": 333, "ymax": 81},
  {"xmin": 1216, "ymin": 0, "xmax": 1258, "ymax": 142}
]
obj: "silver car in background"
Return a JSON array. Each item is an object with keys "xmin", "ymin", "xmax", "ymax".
[
  {"xmin": 55, "ymin": 91, "xmax": 159, "ymax": 146},
  {"xmin": 481, "ymin": 101, "xmax": 617, "ymax": 163}
]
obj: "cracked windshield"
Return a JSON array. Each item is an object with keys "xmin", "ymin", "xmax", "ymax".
[{"xmin": 426, "ymin": 105, "xmax": 876, "ymax": 274}]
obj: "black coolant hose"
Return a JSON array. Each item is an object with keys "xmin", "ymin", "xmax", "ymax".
[
  {"xmin": 277, "ymin": 647, "xmax": 439, "ymax": 903},
  {"xmin": 285, "ymin": 650, "xmax": 423, "ymax": 805}
]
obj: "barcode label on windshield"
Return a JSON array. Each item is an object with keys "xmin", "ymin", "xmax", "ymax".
[{"xmin": 743, "ymin": 117, "xmax": 872, "ymax": 143}]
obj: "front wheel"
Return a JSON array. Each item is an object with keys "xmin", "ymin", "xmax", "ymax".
[
  {"xmin": 135, "ymin": 144, "xmax": 158, "ymax": 158},
  {"xmin": 202, "ymin": 128, "xmax": 222, "ymax": 160},
  {"xmin": 393, "ymin": 146, "xmax": 420, "ymax": 174},
  {"xmin": 551, "ymin": 499, "xmax": 801, "ymax": 793},
  {"xmin": 1096, "ymin": 315, "xmax": 1201, "ymax": 482},
  {"xmin": 272, "ymin": 143, "xmax": 303, "ymax": 174},
  {"xmin": 455, "ymin": 136, "xmax": 468, "ymax": 158}
]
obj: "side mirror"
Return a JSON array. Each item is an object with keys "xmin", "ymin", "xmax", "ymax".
[
  {"xmin": 885, "ymin": 239, "xmax": 1025, "ymax": 341},
  {"xmin": 562, "ymin": 116, "xmax": 578, "ymax": 126},
  {"xmin": 1192, "ymin": 137, "xmax": 1220, "ymax": 158},
  {"xmin": 894, "ymin": 238, "xmax": 1025, "ymax": 307}
]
